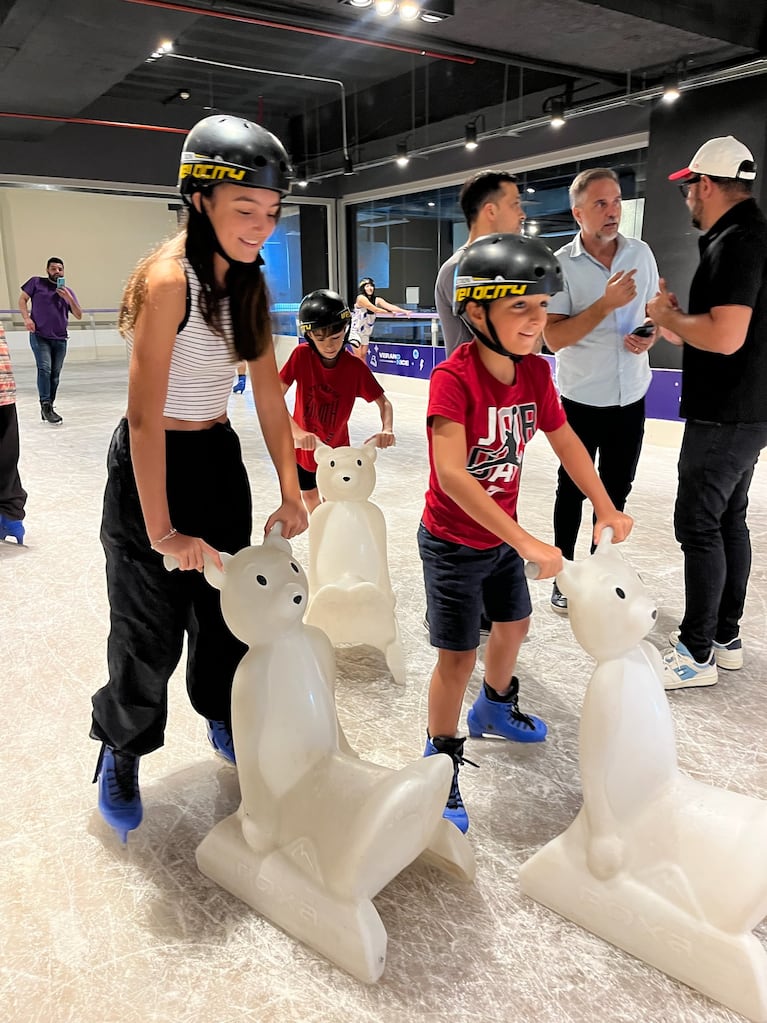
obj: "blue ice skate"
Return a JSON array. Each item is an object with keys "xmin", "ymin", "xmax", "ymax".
[
  {"xmin": 94, "ymin": 744, "xmax": 143, "ymax": 843},
  {"xmin": 424, "ymin": 734, "xmax": 476, "ymax": 833},
  {"xmin": 467, "ymin": 679, "xmax": 547, "ymax": 742},
  {"xmin": 0, "ymin": 514, "xmax": 25, "ymax": 544},
  {"xmin": 207, "ymin": 719, "xmax": 236, "ymax": 764}
]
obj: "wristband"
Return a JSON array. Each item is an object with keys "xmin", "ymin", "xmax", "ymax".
[{"xmin": 151, "ymin": 527, "xmax": 177, "ymax": 549}]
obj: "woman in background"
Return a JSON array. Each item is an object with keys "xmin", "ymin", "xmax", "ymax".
[{"xmin": 349, "ymin": 276, "xmax": 410, "ymax": 362}]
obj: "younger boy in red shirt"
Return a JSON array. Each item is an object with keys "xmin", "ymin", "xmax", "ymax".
[
  {"xmin": 280, "ymin": 289, "xmax": 395, "ymax": 514},
  {"xmin": 419, "ymin": 234, "xmax": 633, "ymax": 832}
]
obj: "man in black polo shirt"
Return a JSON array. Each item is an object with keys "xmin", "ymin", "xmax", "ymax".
[{"xmin": 648, "ymin": 135, "xmax": 767, "ymax": 690}]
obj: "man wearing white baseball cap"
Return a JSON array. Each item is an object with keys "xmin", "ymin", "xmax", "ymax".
[
  {"xmin": 648, "ymin": 135, "xmax": 767, "ymax": 691},
  {"xmin": 667, "ymin": 135, "xmax": 757, "ymax": 186}
]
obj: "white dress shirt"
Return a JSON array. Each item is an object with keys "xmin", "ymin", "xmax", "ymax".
[{"xmin": 547, "ymin": 233, "xmax": 660, "ymax": 407}]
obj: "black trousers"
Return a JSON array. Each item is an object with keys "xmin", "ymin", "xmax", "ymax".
[
  {"xmin": 553, "ymin": 396, "xmax": 645, "ymax": 560},
  {"xmin": 675, "ymin": 419, "xmax": 767, "ymax": 662},
  {"xmin": 91, "ymin": 418, "xmax": 252, "ymax": 756},
  {"xmin": 0, "ymin": 404, "xmax": 26, "ymax": 520}
]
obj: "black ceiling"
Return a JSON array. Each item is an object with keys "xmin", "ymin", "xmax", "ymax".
[{"xmin": 0, "ymin": 0, "xmax": 765, "ymax": 178}]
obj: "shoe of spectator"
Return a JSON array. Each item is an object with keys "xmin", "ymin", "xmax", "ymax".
[
  {"xmin": 669, "ymin": 629, "xmax": 743, "ymax": 671},
  {"xmin": 662, "ymin": 641, "xmax": 718, "ymax": 690},
  {"xmin": 550, "ymin": 583, "xmax": 568, "ymax": 615}
]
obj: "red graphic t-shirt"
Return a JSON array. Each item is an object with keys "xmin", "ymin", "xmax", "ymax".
[
  {"xmin": 422, "ymin": 341, "xmax": 566, "ymax": 550},
  {"xmin": 280, "ymin": 343, "xmax": 384, "ymax": 471}
]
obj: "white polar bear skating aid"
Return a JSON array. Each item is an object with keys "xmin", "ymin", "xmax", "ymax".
[
  {"xmin": 178, "ymin": 527, "xmax": 474, "ymax": 983},
  {"xmin": 305, "ymin": 442, "xmax": 405, "ymax": 685},
  {"xmin": 519, "ymin": 529, "xmax": 767, "ymax": 1022}
]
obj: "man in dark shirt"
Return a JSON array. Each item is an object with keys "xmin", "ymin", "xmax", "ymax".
[{"xmin": 648, "ymin": 135, "xmax": 767, "ymax": 690}]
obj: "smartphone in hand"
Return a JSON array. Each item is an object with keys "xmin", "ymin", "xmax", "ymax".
[
  {"xmin": 631, "ymin": 323, "xmax": 655, "ymax": 338},
  {"xmin": 56, "ymin": 276, "xmax": 66, "ymax": 288}
]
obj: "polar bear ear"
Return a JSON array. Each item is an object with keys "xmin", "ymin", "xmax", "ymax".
[
  {"xmin": 264, "ymin": 522, "xmax": 292, "ymax": 554},
  {"xmin": 595, "ymin": 526, "xmax": 615, "ymax": 553},
  {"xmin": 553, "ymin": 558, "xmax": 575, "ymax": 598},
  {"xmin": 203, "ymin": 551, "xmax": 233, "ymax": 590},
  {"xmin": 315, "ymin": 442, "xmax": 331, "ymax": 463},
  {"xmin": 361, "ymin": 439, "xmax": 378, "ymax": 461}
]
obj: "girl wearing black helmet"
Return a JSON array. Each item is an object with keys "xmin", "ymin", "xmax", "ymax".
[
  {"xmin": 418, "ymin": 232, "xmax": 633, "ymax": 834},
  {"xmin": 280, "ymin": 289, "xmax": 395, "ymax": 514},
  {"xmin": 91, "ymin": 115, "xmax": 307, "ymax": 844},
  {"xmin": 349, "ymin": 276, "xmax": 411, "ymax": 363}
]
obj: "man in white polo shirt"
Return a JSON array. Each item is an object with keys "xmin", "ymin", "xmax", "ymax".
[{"xmin": 544, "ymin": 167, "xmax": 661, "ymax": 613}]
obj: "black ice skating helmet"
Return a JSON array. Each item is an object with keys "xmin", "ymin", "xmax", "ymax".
[
  {"xmin": 178, "ymin": 114, "xmax": 294, "ymax": 204},
  {"xmin": 453, "ymin": 233, "xmax": 563, "ymax": 359},
  {"xmin": 298, "ymin": 290, "xmax": 351, "ymax": 338}
]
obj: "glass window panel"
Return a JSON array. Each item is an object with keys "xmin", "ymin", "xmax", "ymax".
[{"xmin": 345, "ymin": 147, "xmax": 648, "ymax": 346}]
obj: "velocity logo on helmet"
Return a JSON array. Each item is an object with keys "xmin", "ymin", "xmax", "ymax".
[
  {"xmin": 179, "ymin": 161, "xmax": 247, "ymax": 183},
  {"xmin": 455, "ymin": 281, "xmax": 530, "ymax": 303}
]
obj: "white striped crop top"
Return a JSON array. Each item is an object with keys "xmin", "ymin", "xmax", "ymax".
[{"xmin": 127, "ymin": 258, "xmax": 239, "ymax": 421}]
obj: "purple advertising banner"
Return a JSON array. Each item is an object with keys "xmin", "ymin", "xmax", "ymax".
[
  {"xmin": 542, "ymin": 354, "xmax": 682, "ymax": 422},
  {"xmin": 367, "ymin": 342, "xmax": 435, "ymax": 380},
  {"xmin": 370, "ymin": 345, "xmax": 683, "ymax": 422}
]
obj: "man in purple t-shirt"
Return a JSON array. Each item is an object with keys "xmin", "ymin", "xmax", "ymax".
[{"xmin": 18, "ymin": 256, "xmax": 82, "ymax": 424}]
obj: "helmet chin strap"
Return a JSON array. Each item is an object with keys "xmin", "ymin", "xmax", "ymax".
[
  {"xmin": 196, "ymin": 197, "xmax": 257, "ymax": 270},
  {"xmin": 465, "ymin": 305, "xmax": 523, "ymax": 364},
  {"xmin": 305, "ymin": 331, "xmax": 347, "ymax": 368}
]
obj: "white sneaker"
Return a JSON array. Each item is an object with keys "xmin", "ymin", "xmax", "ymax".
[
  {"xmin": 663, "ymin": 641, "xmax": 718, "ymax": 690},
  {"xmin": 668, "ymin": 630, "xmax": 743, "ymax": 670}
]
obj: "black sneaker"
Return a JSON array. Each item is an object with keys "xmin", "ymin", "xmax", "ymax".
[
  {"xmin": 550, "ymin": 583, "xmax": 568, "ymax": 615},
  {"xmin": 40, "ymin": 401, "xmax": 63, "ymax": 425}
]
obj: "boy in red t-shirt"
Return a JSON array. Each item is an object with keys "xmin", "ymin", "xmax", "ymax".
[
  {"xmin": 280, "ymin": 290, "xmax": 395, "ymax": 514},
  {"xmin": 420, "ymin": 234, "xmax": 634, "ymax": 833}
]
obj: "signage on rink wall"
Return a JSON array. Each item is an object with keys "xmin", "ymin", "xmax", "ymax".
[
  {"xmin": 367, "ymin": 342, "xmax": 440, "ymax": 380},
  {"xmin": 368, "ymin": 345, "xmax": 682, "ymax": 421}
]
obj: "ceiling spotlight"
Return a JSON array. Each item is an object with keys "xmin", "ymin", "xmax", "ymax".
[
  {"xmin": 662, "ymin": 72, "xmax": 681, "ymax": 104},
  {"xmin": 399, "ymin": 0, "xmax": 421, "ymax": 18},
  {"xmin": 464, "ymin": 121, "xmax": 478, "ymax": 151},
  {"xmin": 161, "ymin": 87, "xmax": 192, "ymax": 105},
  {"xmin": 396, "ymin": 141, "xmax": 410, "ymax": 167},
  {"xmin": 159, "ymin": 40, "xmax": 174, "ymax": 53},
  {"xmin": 343, "ymin": 155, "xmax": 355, "ymax": 175},
  {"xmin": 549, "ymin": 96, "xmax": 566, "ymax": 128},
  {"xmin": 427, "ymin": 201, "xmax": 436, "ymax": 207},
  {"xmin": 527, "ymin": 221, "xmax": 539, "ymax": 235},
  {"xmin": 338, "ymin": 0, "xmax": 454, "ymax": 21},
  {"xmin": 296, "ymin": 177, "xmax": 309, "ymax": 188},
  {"xmin": 526, "ymin": 186, "xmax": 535, "ymax": 194}
]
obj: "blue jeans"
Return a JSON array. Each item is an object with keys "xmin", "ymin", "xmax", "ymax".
[
  {"xmin": 29, "ymin": 333, "xmax": 67, "ymax": 402},
  {"xmin": 675, "ymin": 419, "xmax": 767, "ymax": 662}
]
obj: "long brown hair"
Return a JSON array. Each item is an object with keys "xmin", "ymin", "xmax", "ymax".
[{"xmin": 119, "ymin": 197, "xmax": 273, "ymax": 362}]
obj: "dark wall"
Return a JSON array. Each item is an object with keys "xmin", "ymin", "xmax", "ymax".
[
  {"xmin": 298, "ymin": 205, "xmax": 330, "ymax": 294},
  {"xmin": 643, "ymin": 77, "xmax": 767, "ymax": 368},
  {"xmin": 0, "ymin": 98, "xmax": 293, "ymax": 191}
]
